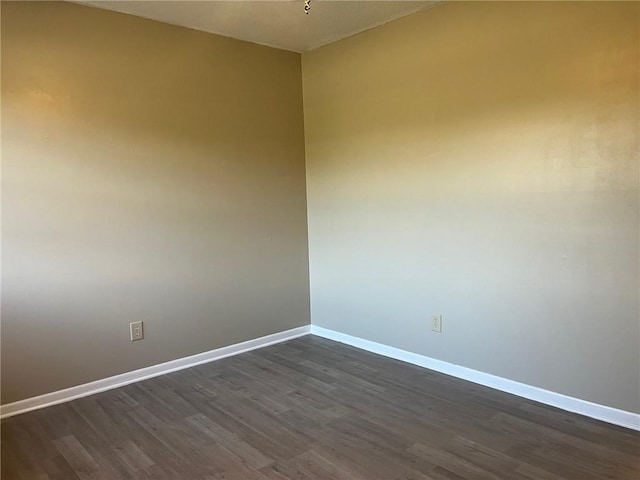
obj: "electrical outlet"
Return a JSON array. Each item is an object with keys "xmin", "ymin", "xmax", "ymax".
[
  {"xmin": 431, "ymin": 314, "xmax": 442, "ymax": 333},
  {"xmin": 130, "ymin": 321, "xmax": 144, "ymax": 341}
]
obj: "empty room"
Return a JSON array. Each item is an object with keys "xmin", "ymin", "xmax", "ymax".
[{"xmin": 1, "ymin": 0, "xmax": 639, "ymax": 478}]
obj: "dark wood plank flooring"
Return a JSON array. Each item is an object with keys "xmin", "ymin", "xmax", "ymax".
[{"xmin": 2, "ymin": 335, "xmax": 638, "ymax": 479}]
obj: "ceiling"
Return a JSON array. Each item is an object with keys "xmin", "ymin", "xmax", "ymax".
[{"xmin": 75, "ymin": 1, "xmax": 441, "ymax": 52}]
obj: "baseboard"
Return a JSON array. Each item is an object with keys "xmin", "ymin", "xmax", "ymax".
[
  {"xmin": 310, "ymin": 325, "xmax": 640, "ymax": 431},
  {"xmin": 5, "ymin": 323, "xmax": 638, "ymax": 431},
  {"xmin": 0, "ymin": 325, "xmax": 311, "ymax": 419}
]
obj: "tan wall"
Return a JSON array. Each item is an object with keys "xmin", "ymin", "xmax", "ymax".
[
  {"xmin": 2, "ymin": 0, "xmax": 638, "ymax": 414},
  {"xmin": 1, "ymin": 1, "xmax": 310, "ymax": 404},
  {"xmin": 303, "ymin": 1, "xmax": 640, "ymax": 413}
]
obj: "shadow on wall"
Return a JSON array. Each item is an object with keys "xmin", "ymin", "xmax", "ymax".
[{"xmin": 1, "ymin": 1, "xmax": 310, "ymax": 405}]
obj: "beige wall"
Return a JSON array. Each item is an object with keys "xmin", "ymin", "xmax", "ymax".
[
  {"xmin": 303, "ymin": 2, "xmax": 639, "ymax": 413},
  {"xmin": 1, "ymin": 1, "xmax": 310, "ymax": 404},
  {"xmin": 2, "ymin": 1, "xmax": 638, "ymax": 414}
]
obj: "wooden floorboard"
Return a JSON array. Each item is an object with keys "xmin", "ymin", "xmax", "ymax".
[{"xmin": 2, "ymin": 335, "xmax": 638, "ymax": 479}]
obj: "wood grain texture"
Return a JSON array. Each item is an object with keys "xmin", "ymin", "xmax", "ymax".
[{"xmin": 2, "ymin": 335, "xmax": 639, "ymax": 479}]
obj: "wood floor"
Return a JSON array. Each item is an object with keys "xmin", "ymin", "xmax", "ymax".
[{"xmin": 2, "ymin": 335, "xmax": 638, "ymax": 479}]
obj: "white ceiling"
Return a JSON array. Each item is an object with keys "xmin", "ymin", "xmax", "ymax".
[{"xmin": 75, "ymin": 1, "xmax": 441, "ymax": 52}]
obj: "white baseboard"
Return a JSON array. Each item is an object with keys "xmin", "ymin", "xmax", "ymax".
[
  {"xmin": 0, "ymin": 325, "xmax": 311, "ymax": 419},
  {"xmin": 4, "ymin": 323, "xmax": 638, "ymax": 431},
  {"xmin": 310, "ymin": 325, "xmax": 640, "ymax": 431}
]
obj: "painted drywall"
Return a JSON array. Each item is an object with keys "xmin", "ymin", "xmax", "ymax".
[
  {"xmin": 1, "ymin": 1, "xmax": 310, "ymax": 404},
  {"xmin": 302, "ymin": 1, "xmax": 639, "ymax": 413}
]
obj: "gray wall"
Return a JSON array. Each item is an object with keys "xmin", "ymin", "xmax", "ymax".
[
  {"xmin": 1, "ymin": 1, "xmax": 310, "ymax": 404},
  {"xmin": 303, "ymin": 1, "xmax": 640, "ymax": 413}
]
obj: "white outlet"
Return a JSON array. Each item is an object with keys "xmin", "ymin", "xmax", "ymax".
[
  {"xmin": 431, "ymin": 314, "xmax": 442, "ymax": 333},
  {"xmin": 130, "ymin": 321, "xmax": 144, "ymax": 341}
]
